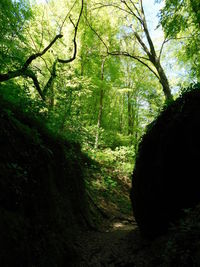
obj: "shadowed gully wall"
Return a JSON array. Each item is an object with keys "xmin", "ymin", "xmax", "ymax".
[
  {"xmin": 130, "ymin": 86, "xmax": 200, "ymax": 237},
  {"xmin": 0, "ymin": 97, "xmax": 91, "ymax": 266}
]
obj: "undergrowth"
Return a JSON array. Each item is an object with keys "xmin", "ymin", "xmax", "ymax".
[{"xmin": 83, "ymin": 146, "xmax": 134, "ymax": 217}]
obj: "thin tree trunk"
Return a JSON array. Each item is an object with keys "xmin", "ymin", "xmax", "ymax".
[
  {"xmin": 119, "ymin": 94, "xmax": 124, "ymax": 133},
  {"xmin": 94, "ymin": 58, "xmax": 106, "ymax": 149},
  {"xmin": 48, "ymin": 85, "xmax": 55, "ymax": 112},
  {"xmin": 134, "ymin": 112, "xmax": 139, "ymax": 152},
  {"xmin": 128, "ymin": 91, "xmax": 134, "ymax": 135},
  {"xmin": 94, "ymin": 89, "xmax": 103, "ymax": 149}
]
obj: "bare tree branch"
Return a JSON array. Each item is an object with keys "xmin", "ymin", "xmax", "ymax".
[
  {"xmin": 0, "ymin": 0, "xmax": 84, "ymax": 100},
  {"xmin": 0, "ymin": 33, "xmax": 63, "ymax": 101},
  {"xmin": 58, "ymin": 0, "xmax": 84, "ymax": 63},
  {"xmin": 23, "ymin": 34, "xmax": 63, "ymax": 69},
  {"xmin": 24, "ymin": 60, "xmax": 57, "ymax": 101},
  {"xmin": 94, "ymin": 1, "xmax": 142, "ymax": 23},
  {"xmin": 108, "ymin": 50, "xmax": 160, "ymax": 79},
  {"xmin": 159, "ymin": 37, "xmax": 169, "ymax": 60},
  {"xmin": 43, "ymin": 60, "xmax": 57, "ymax": 97},
  {"xmin": 85, "ymin": 16, "xmax": 159, "ymax": 79},
  {"xmin": 84, "ymin": 15, "xmax": 109, "ymax": 53},
  {"xmin": 27, "ymin": 30, "xmax": 38, "ymax": 51},
  {"xmin": 23, "ymin": 69, "xmax": 45, "ymax": 100},
  {"xmin": 129, "ymin": 0, "xmax": 141, "ymax": 18},
  {"xmin": 40, "ymin": 56, "xmax": 52, "ymax": 73},
  {"xmin": 59, "ymin": 0, "xmax": 78, "ymax": 33},
  {"xmin": 159, "ymin": 35, "xmax": 194, "ymax": 60},
  {"xmin": 121, "ymin": 0, "xmax": 142, "ymax": 23},
  {"xmin": 93, "ymin": 3, "xmax": 133, "ymax": 16},
  {"xmin": 89, "ymin": 0, "xmax": 173, "ymax": 100},
  {"xmin": 134, "ymin": 31, "xmax": 150, "ymax": 56},
  {"xmin": 39, "ymin": 6, "xmax": 46, "ymax": 51},
  {"xmin": 139, "ymin": 0, "xmax": 157, "ymax": 59}
]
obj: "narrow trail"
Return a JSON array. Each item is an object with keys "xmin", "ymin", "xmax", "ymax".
[
  {"xmin": 75, "ymin": 217, "xmax": 165, "ymax": 267},
  {"xmin": 78, "ymin": 167, "xmax": 167, "ymax": 266}
]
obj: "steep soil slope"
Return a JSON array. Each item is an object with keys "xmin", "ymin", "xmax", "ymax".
[{"xmin": 0, "ymin": 97, "xmax": 91, "ymax": 266}]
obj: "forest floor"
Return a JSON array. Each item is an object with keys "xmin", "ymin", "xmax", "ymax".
[
  {"xmin": 76, "ymin": 158, "xmax": 168, "ymax": 267},
  {"xmin": 75, "ymin": 207, "xmax": 167, "ymax": 267}
]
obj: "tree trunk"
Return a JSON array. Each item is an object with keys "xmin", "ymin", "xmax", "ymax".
[
  {"xmin": 154, "ymin": 60, "xmax": 173, "ymax": 101},
  {"xmin": 94, "ymin": 89, "xmax": 103, "ymax": 149},
  {"xmin": 137, "ymin": 1, "xmax": 173, "ymax": 102},
  {"xmin": 94, "ymin": 58, "xmax": 106, "ymax": 149},
  {"xmin": 142, "ymin": 7, "xmax": 173, "ymax": 102},
  {"xmin": 128, "ymin": 91, "xmax": 133, "ymax": 135},
  {"xmin": 133, "ymin": 107, "xmax": 139, "ymax": 153},
  {"xmin": 48, "ymin": 85, "xmax": 55, "ymax": 112},
  {"xmin": 119, "ymin": 94, "xmax": 124, "ymax": 133}
]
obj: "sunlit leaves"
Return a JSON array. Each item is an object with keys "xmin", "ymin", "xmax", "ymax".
[
  {"xmin": 0, "ymin": 0, "xmax": 173, "ymax": 151},
  {"xmin": 0, "ymin": 0, "xmax": 32, "ymax": 71},
  {"xmin": 159, "ymin": 0, "xmax": 200, "ymax": 80}
]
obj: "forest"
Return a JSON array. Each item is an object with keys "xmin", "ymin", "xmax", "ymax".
[{"xmin": 0, "ymin": 0, "xmax": 200, "ymax": 266}]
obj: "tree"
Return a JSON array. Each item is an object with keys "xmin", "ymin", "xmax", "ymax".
[
  {"xmin": 0, "ymin": 0, "xmax": 32, "ymax": 66},
  {"xmin": 79, "ymin": 6, "xmax": 123, "ymax": 148},
  {"xmin": 94, "ymin": 57, "xmax": 106, "ymax": 149},
  {"xmin": 0, "ymin": 0, "xmax": 84, "ymax": 101},
  {"xmin": 0, "ymin": 0, "xmax": 166, "ymax": 151},
  {"xmin": 159, "ymin": 0, "xmax": 200, "ymax": 80},
  {"xmin": 88, "ymin": 0, "xmax": 173, "ymax": 101}
]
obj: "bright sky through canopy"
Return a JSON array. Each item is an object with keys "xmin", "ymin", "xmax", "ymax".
[
  {"xmin": 143, "ymin": 0, "xmax": 165, "ymax": 45},
  {"xmin": 30, "ymin": 0, "xmax": 186, "ymax": 92},
  {"xmin": 32, "ymin": 0, "xmax": 165, "ymax": 44}
]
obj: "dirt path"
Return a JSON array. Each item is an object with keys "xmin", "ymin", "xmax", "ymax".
[
  {"xmin": 78, "ymin": 167, "xmax": 167, "ymax": 267},
  {"xmin": 74, "ymin": 217, "xmax": 165, "ymax": 267}
]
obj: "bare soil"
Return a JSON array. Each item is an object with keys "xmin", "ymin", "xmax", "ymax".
[{"xmin": 75, "ymin": 215, "xmax": 167, "ymax": 267}]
